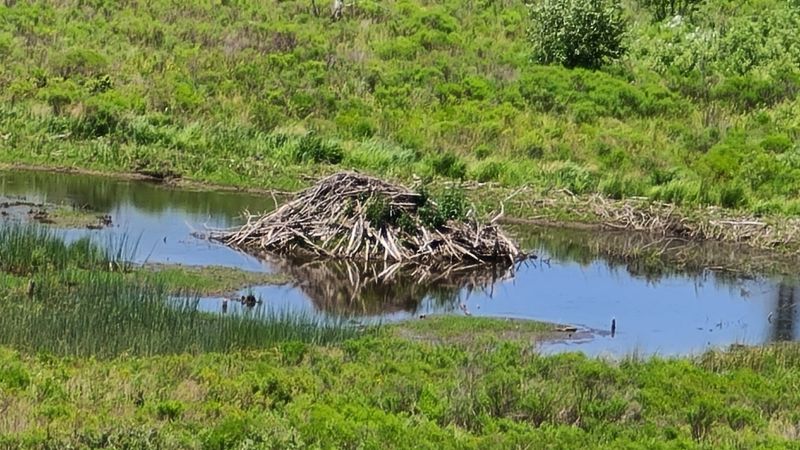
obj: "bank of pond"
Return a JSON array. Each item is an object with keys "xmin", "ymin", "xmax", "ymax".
[
  {"xmin": 2, "ymin": 168, "xmax": 800, "ymax": 356},
  {"xmin": 2, "ymin": 175, "xmax": 800, "ymax": 447}
]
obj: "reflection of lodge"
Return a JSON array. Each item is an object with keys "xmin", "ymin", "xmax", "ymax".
[
  {"xmin": 772, "ymin": 283, "xmax": 797, "ymax": 342},
  {"xmin": 267, "ymin": 255, "xmax": 517, "ymax": 316}
]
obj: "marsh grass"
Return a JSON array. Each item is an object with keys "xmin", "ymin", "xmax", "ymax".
[
  {"xmin": 0, "ymin": 224, "xmax": 363, "ymax": 357},
  {"xmin": 0, "ymin": 271, "xmax": 362, "ymax": 358},
  {"xmin": 0, "ymin": 224, "xmax": 108, "ymax": 275}
]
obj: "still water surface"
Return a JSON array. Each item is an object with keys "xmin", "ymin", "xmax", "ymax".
[{"xmin": 1, "ymin": 169, "xmax": 796, "ymax": 356}]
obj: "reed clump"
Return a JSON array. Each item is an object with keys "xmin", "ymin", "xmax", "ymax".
[
  {"xmin": 0, "ymin": 224, "xmax": 106, "ymax": 275},
  {"xmin": 213, "ymin": 172, "xmax": 526, "ymax": 269},
  {"xmin": 0, "ymin": 223, "xmax": 362, "ymax": 357},
  {"xmin": 0, "ymin": 271, "xmax": 362, "ymax": 357}
]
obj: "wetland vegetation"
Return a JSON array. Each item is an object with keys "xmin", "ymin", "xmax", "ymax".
[
  {"xmin": 0, "ymin": 224, "xmax": 357, "ymax": 357},
  {"xmin": 4, "ymin": 0, "xmax": 800, "ymax": 447},
  {"xmin": 3, "ymin": 331, "xmax": 800, "ymax": 448},
  {"xmin": 1, "ymin": 207, "xmax": 800, "ymax": 448},
  {"xmin": 2, "ymin": 0, "xmax": 800, "ymax": 219}
]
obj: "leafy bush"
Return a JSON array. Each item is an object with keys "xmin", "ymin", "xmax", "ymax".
[
  {"xmin": 36, "ymin": 80, "xmax": 80, "ymax": 115},
  {"xmin": 760, "ymin": 134, "xmax": 794, "ymax": 154},
  {"xmin": 686, "ymin": 399, "xmax": 719, "ymax": 442},
  {"xmin": 419, "ymin": 185, "xmax": 468, "ymax": 228},
  {"xmin": 529, "ymin": 0, "xmax": 627, "ymax": 69},
  {"xmin": 53, "ymin": 48, "xmax": 108, "ymax": 78},
  {"xmin": 426, "ymin": 152, "xmax": 467, "ymax": 180},
  {"xmin": 203, "ymin": 415, "xmax": 254, "ymax": 450},
  {"xmin": 0, "ymin": 360, "xmax": 30, "ymax": 390},
  {"xmin": 155, "ymin": 400, "xmax": 185, "ymax": 421}
]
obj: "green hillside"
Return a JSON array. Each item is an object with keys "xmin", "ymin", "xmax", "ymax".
[{"xmin": 2, "ymin": 0, "xmax": 800, "ymax": 213}]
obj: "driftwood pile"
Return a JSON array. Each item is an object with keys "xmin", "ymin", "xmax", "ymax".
[{"xmin": 212, "ymin": 172, "xmax": 525, "ymax": 266}]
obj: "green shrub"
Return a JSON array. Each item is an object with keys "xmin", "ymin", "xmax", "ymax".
[
  {"xmin": 686, "ymin": 399, "xmax": 720, "ymax": 442},
  {"xmin": 279, "ymin": 341, "xmax": 308, "ymax": 365},
  {"xmin": 155, "ymin": 400, "xmax": 185, "ymax": 421},
  {"xmin": 438, "ymin": 186, "xmax": 468, "ymax": 221},
  {"xmin": 427, "ymin": 152, "xmax": 467, "ymax": 179},
  {"xmin": 724, "ymin": 406, "xmax": 760, "ymax": 431},
  {"xmin": 474, "ymin": 144, "xmax": 492, "ymax": 160},
  {"xmin": 0, "ymin": 361, "xmax": 30, "ymax": 390},
  {"xmin": 0, "ymin": 32, "xmax": 13, "ymax": 58},
  {"xmin": 712, "ymin": 73, "xmax": 800, "ymax": 111},
  {"xmin": 53, "ymin": 48, "xmax": 108, "ymax": 78},
  {"xmin": 529, "ymin": 0, "xmax": 627, "ymax": 69},
  {"xmin": 760, "ymin": 134, "xmax": 794, "ymax": 154},
  {"xmin": 203, "ymin": 415, "xmax": 254, "ymax": 450},
  {"xmin": 365, "ymin": 196, "xmax": 393, "ymax": 227},
  {"xmin": 419, "ymin": 185, "xmax": 468, "ymax": 228},
  {"xmin": 697, "ymin": 137, "xmax": 749, "ymax": 181},
  {"xmin": 36, "ymin": 80, "xmax": 81, "ymax": 115}
]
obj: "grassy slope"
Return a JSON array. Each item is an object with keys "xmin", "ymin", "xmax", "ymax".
[
  {"xmin": 2, "ymin": 340, "xmax": 800, "ymax": 449},
  {"xmin": 1, "ymin": 1, "xmax": 800, "ymax": 214}
]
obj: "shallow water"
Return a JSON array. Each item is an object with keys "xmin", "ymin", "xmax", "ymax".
[
  {"xmin": 1, "ymin": 169, "xmax": 797, "ymax": 356},
  {"xmin": 0, "ymin": 170, "xmax": 276, "ymax": 270}
]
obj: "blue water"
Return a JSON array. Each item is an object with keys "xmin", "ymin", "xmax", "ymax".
[{"xmin": 1, "ymin": 169, "xmax": 796, "ymax": 356}]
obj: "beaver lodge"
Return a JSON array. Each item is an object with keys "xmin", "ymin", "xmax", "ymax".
[{"xmin": 212, "ymin": 173, "xmax": 527, "ymax": 270}]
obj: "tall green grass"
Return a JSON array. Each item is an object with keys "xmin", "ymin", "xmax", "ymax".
[
  {"xmin": 0, "ymin": 271, "xmax": 362, "ymax": 358},
  {"xmin": 0, "ymin": 224, "xmax": 363, "ymax": 357},
  {"xmin": 3, "ymin": 0, "xmax": 800, "ymax": 215},
  {"xmin": 0, "ymin": 224, "xmax": 107, "ymax": 275}
]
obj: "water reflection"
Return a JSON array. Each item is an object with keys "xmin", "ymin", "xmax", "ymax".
[
  {"xmin": 516, "ymin": 225, "xmax": 794, "ymax": 279},
  {"xmin": 0, "ymin": 169, "xmax": 276, "ymax": 219},
  {"xmin": 772, "ymin": 283, "xmax": 798, "ymax": 341},
  {"xmin": 264, "ymin": 255, "xmax": 516, "ymax": 316},
  {"xmin": 0, "ymin": 169, "xmax": 277, "ymax": 269}
]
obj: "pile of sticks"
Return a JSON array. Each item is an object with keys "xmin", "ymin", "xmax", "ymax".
[
  {"xmin": 586, "ymin": 194, "xmax": 797, "ymax": 248},
  {"xmin": 212, "ymin": 172, "xmax": 525, "ymax": 265}
]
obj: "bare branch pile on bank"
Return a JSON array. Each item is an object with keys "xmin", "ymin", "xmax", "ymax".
[{"xmin": 212, "ymin": 172, "xmax": 526, "ymax": 265}]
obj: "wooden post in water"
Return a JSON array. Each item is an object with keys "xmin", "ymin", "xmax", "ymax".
[{"xmin": 611, "ymin": 318, "xmax": 616, "ymax": 338}]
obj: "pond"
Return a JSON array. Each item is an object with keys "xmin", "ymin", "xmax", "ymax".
[{"xmin": 1, "ymin": 169, "xmax": 796, "ymax": 356}]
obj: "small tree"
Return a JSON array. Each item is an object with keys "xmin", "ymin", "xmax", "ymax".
[{"xmin": 529, "ymin": 0, "xmax": 627, "ymax": 69}]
